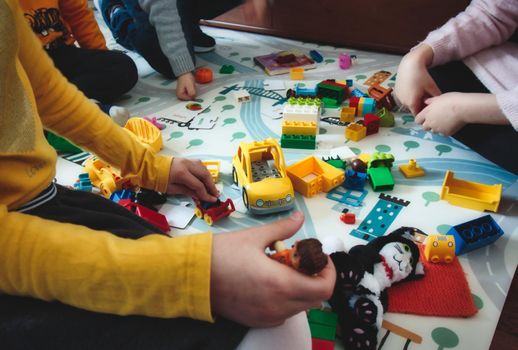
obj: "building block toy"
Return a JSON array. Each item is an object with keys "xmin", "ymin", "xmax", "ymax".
[
  {"xmin": 202, "ymin": 160, "xmax": 221, "ymax": 183},
  {"xmin": 307, "ymin": 309, "xmax": 338, "ymax": 327},
  {"xmin": 317, "ymin": 80, "xmax": 349, "ymax": 107},
  {"xmin": 367, "ymin": 166, "xmax": 394, "ymax": 192},
  {"xmin": 340, "ymin": 212, "xmax": 356, "ymax": 224},
  {"xmin": 376, "ymin": 107, "xmax": 395, "ymax": 127},
  {"xmin": 311, "ymin": 338, "xmax": 334, "ymax": 350},
  {"xmin": 423, "ymin": 234, "xmax": 456, "ymax": 263},
  {"xmin": 345, "ymin": 123, "xmax": 367, "ymax": 141},
  {"xmin": 293, "ymin": 83, "xmax": 317, "ymax": 98},
  {"xmin": 399, "ymin": 159, "xmax": 425, "ymax": 178},
  {"xmin": 349, "ymin": 96, "xmax": 360, "ymax": 111},
  {"xmin": 283, "ymin": 97, "xmax": 321, "ymax": 123},
  {"xmin": 290, "ymin": 67, "xmax": 305, "ymax": 80},
  {"xmin": 46, "ymin": 131, "xmax": 82, "ymax": 154},
  {"xmin": 340, "ymin": 106, "xmax": 356, "ymax": 123},
  {"xmin": 219, "ymin": 65, "xmax": 235, "ymax": 74},
  {"xmin": 286, "ymin": 156, "xmax": 345, "ymax": 197},
  {"xmin": 282, "ymin": 120, "xmax": 317, "ymax": 136},
  {"xmin": 368, "ymin": 152, "xmax": 395, "ymax": 169},
  {"xmin": 193, "ymin": 197, "xmax": 235, "ymax": 226},
  {"xmin": 134, "ymin": 188, "xmax": 168, "ymax": 209},
  {"xmin": 309, "ymin": 323, "xmax": 336, "ymax": 341},
  {"xmin": 110, "ymin": 189, "xmax": 135, "ymax": 203},
  {"xmin": 344, "ymin": 169, "xmax": 367, "ymax": 190},
  {"xmin": 338, "ymin": 53, "xmax": 352, "ymax": 69},
  {"xmin": 326, "ymin": 187, "xmax": 368, "ymax": 207},
  {"xmin": 364, "ymin": 70, "xmax": 392, "ymax": 86},
  {"xmin": 280, "ymin": 134, "xmax": 316, "ymax": 149},
  {"xmin": 309, "ymin": 49, "xmax": 323, "ymax": 63},
  {"xmin": 118, "ymin": 199, "xmax": 170, "ymax": 233},
  {"xmin": 232, "ymin": 138, "xmax": 294, "ymax": 215},
  {"xmin": 368, "ymin": 83, "xmax": 396, "ymax": 110},
  {"xmin": 194, "ymin": 67, "xmax": 213, "ymax": 84},
  {"xmin": 350, "ymin": 88, "xmax": 368, "ymax": 98},
  {"xmin": 440, "ymin": 170, "xmax": 502, "ymax": 212},
  {"xmin": 84, "ymin": 157, "xmax": 129, "ymax": 197},
  {"xmin": 364, "ymin": 113, "xmax": 380, "ymax": 135},
  {"xmin": 351, "ymin": 193, "xmax": 410, "ymax": 241},
  {"xmin": 321, "ymin": 156, "xmax": 346, "ymax": 169},
  {"xmin": 124, "ymin": 117, "xmax": 163, "ymax": 153},
  {"xmin": 447, "ymin": 215, "xmax": 504, "ymax": 255},
  {"xmin": 346, "ymin": 79, "xmax": 353, "ymax": 87},
  {"xmin": 358, "ymin": 97, "xmax": 376, "ymax": 116},
  {"xmin": 73, "ymin": 173, "xmax": 92, "ymax": 192},
  {"xmin": 233, "ymin": 90, "xmax": 251, "ymax": 103}
]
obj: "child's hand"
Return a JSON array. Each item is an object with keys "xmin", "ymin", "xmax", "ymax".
[
  {"xmin": 395, "ymin": 44, "xmax": 441, "ymax": 115},
  {"xmin": 415, "ymin": 92, "xmax": 468, "ymax": 135},
  {"xmin": 176, "ymin": 73, "xmax": 197, "ymax": 100},
  {"xmin": 210, "ymin": 212, "xmax": 336, "ymax": 327},
  {"xmin": 167, "ymin": 157, "xmax": 218, "ymax": 202}
]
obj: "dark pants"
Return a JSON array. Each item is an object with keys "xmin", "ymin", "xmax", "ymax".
[
  {"xmin": 99, "ymin": 0, "xmax": 240, "ymax": 78},
  {"xmin": 47, "ymin": 45, "xmax": 138, "ymax": 103},
  {"xmin": 0, "ymin": 185, "xmax": 248, "ymax": 350},
  {"xmin": 429, "ymin": 61, "xmax": 518, "ymax": 175}
]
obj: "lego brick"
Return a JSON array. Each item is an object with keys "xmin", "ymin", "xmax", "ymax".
[
  {"xmin": 326, "ymin": 187, "xmax": 368, "ymax": 207},
  {"xmin": 359, "ymin": 97, "xmax": 376, "ymax": 115},
  {"xmin": 345, "ymin": 123, "xmax": 367, "ymax": 142},
  {"xmin": 349, "ymin": 96, "xmax": 360, "ymax": 109},
  {"xmin": 307, "ymin": 309, "xmax": 338, "ymax": 327},
  {"xmin": 309, "ymin": 49, "xmax": 323, "ymax": 63},
  {"xmin": 283, "ymin": 100, "xmax": 320, "ymax": 123},
  {"xmin": 286, "ymin": 156, "xmax": 345, "ymax": 197},
  {"xmin": 367, "ymin": 166, "xmax": 394, "ymax": 192},
  {"xmin": 290, "ymin": 67, "xmax": 304, "ymax": 80},
  {"xmin": 340, "ymin": 212, "xmax": 356, "ymax": 224},
  {"xmin": 282, "ymin": 120, "xmax": 318, "ymax": 136},
  {"xmin": 447, "ymin": 215, "xmax": 504, "ymax": 255},
  {"xmin": 399, "ymin": 159, "xmax": 425, "ymax": 178},
  {"xmin": 311, "ymin": 338, "xmax": 335, "ymax": 350},
  {"xmin": 344, "ymin": 169, "xmax": 367, "ymax": 190},
  {"xmin": 440, "ymin": 170, "xmax": 502, "ymax": 212},
  {"xmin": 280, "ymin": 134, "xmax": 316, "ymax": 150},
  {"xmin": 376, "ymin": 107, "xmax": 395, "ymax": 127},
  {"xmin": 338, "ymin": 52, "xmax": 351, "ymax": 69},
  {"xmin": 340, "ymin": 107, "xmax": 356, "ymax": 123},
  {"xmin": 368, "ymin": 152, "xmax": 395, "ymax": 169},
  {"xmin": 364, "ymin": 113, "xmax": 380, "ymax": 135},
  {"xmin": 309, "ymin": 323, "xmax": 336, "ymax": 341}
]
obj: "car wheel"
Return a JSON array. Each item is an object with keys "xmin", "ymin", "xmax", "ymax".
[
  {"xmin": 194, "ymin": 207, "xmax": 203, "ymax": 219},
  {"xmin": 232, "ymin": 166, "xmax": 238, "ymax": 185},
  {"xmin": 242, "ymin": 188, "xmax": 249, "ymax": 209},
  {"xmin": 204, "ymin": 214, "xmax": 214, "ymax": 226}
]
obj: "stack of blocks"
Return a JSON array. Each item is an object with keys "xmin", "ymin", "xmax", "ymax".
[
  {"xmin": 281, "ymin": 97, "xmax": 320, "ymax": 149},
  {"xmin": 307, "ymin": 309, "xmax": 337, "ymax": 350}
]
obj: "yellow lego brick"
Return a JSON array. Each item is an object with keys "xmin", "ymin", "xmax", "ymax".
[
  {"xmin": 282, "ymin": 120, "xmax": 318, "ymax": 136},
  {"xmin": 202, "ymin": 160, "xmax": 221, "ymax": 183},
  {"xmin": 399, "ymin": 159, "xmax": 425, "ymax": 178},
  {"xmin": 286, "ymin": 156, "xmax": 345, "ymax": 197},
  {"xmin": 345, "ymin": 123, "xmax": 367, "ymax": 141},
  {"xmin": 340, "ymin": 107, "xmax": 356, "ymax": 123},
  {"xmin": 290, "ymin": 67, "xmax": 304, "ymax": 80},
  {"xmin": 357, "ymin": 98, "xmax": 364, "ymax": 116}
]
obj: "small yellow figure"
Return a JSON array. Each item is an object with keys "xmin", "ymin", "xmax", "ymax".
[{"xmin": 399, "ymin": 159, "xmax": 425, "ymax": 178}]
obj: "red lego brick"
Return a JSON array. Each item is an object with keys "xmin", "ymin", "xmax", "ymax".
[
  {"xmin": 364, "ymin": 113, "xmax": 380, "ymax": 135},
  {"xmin": 312, "ymin": 338, "xmax": 334, "ymax": 350},
  {"xmin": 118, "ymin": 199, "xmax": 170, "ymax": 233},
  {"xmin": 349, "ymin": 96, "xmax": 360, "ymax": 109},
  {"xmin": 340, "ymin": 212, "xmax": 356, "ymax": 224}
]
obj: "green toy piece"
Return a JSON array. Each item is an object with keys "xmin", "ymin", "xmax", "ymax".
[
  {"xmin": 219, "ymin": 65, "xmax": 235, "ymax": 74},
  {"xmin": 309, "ymin": 322, "xmax": 336, "ymax": 341},
  {"xmin": 46, "ymin": 132, "xmax": 82, "ymax": 154},
  {"xmin": 280, "ymin": 134, "xmax": 316, "ymax": 149},
  {"xmin": 307, "ymin": 309, "xmax": 338, "ymax": 327},
  {"xmin": 376, "ymin": 107, "xmax": 395, "ymax": 127},
  {"xmin": 368, "ymin": 152, "xmax": 395, "ymax": 169},
  {"xmin": 367, "ymin": 166, "xmax": 394, "ymax": 192}
]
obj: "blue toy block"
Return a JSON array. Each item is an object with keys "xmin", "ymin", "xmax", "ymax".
[
  {"xmin": 346, "ymin": 79, "xmax": 353, "ymax": 87},
  {"xmin": 447, "ymin": 215, "xmax": 504, "ymax": 255},
  {"xmin": 344, "ymin": 169, "xmax": 367, "ymax": 190},
  {"xmin": 351, "ymin": 89, "xmax": 368, "ymax": 98},
  {"xmin": 73, "ymin": 173, "xmax": 92, "ymax": 192},
  {"xmin": 309, "ymin": 50, "xmax": 323, "ymax": 63},
  {"xmin": 351, "ymin": 193, "xmax": 410, "ymax": 241},
  {"xmin": 110, "ymin": 189, "xmax": 135, "ymax": 203},
  {"xmin": 362, "ymin": 97, "xmax": 376, "ymax": 114},
  {"xmin": 326, "ymin": 187, "xmax": 368, "ymax": 207}
]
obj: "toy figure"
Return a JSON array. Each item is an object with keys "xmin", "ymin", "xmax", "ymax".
[
  {"xmin": 269, "ymin": 238, "xmax": 328, "ymax": 275},
  {"xmin": 328, "ymin": 227, "xmax": 425, "ymax": 350}
]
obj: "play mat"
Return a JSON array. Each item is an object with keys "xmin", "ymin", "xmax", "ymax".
[{"xmin": 54, "ymin": 13, "xmax": 518, "ymax": 350}]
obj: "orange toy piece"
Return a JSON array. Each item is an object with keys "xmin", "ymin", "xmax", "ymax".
[
  {"xmin": 399, "ymin": 159, "xmax": 425, "ymax": 178},
  {"xmin": 345, "ymin": 123, "xmax": 367, "ymax": 141},
  {"xmin": 124, "ymin": 117, "xmax": 163, "ymax": 153},
  {"xmin": 84, "ymin": 157, "xmax": 129, "ymax": 197},
  {"xmin": 194, "ymin": 67, "xmax": 213, "ymax": 84},
  {"xmin": 286, "ymin": 156, "xmax": 345, "ymax": 197},
  {"xmin": 423, "ymin": 234, "xmax": 456, "ymax": 263}
]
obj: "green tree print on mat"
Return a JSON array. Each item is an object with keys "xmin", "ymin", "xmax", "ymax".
[
  {"xmin": 404, "ymin": 140, "xmax": 420, "ymax": 151},
  {"xmin": 167, "ymin": 131, "xmax": 183, "ymax": 141},
  {"xmin": 431, "ymin": 327, "xmax": 459, "ymax": 350},
  {"xmin": 187, "ymin": 139, "xmax": 203, "ymax": 149},
  {"xmin": 422, "ymin": 191, "xmax": 441, "ymax": 206},
  {"xmin": 231, "ymin": 132, "xmax": 246, "ymax": 142}
]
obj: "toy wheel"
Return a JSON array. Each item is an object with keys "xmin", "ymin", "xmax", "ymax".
[
  {"xmin": 194, "ymin": 207, "xmax": 203, "ymax": 219},
  {"xmin": 232, "ymin": 167, "xmax": 238, "ymax": 185},
  {"xmin": 242, "ymin": 188, "xmax": 249, "ymax": 209},
  {"xmin": 204, "ymin": 214, "xmax": 214, "ymax": 226}
]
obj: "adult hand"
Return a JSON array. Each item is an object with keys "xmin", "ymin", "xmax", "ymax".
[
  {"xmin": 242, "ymin": 0, "xmax": 269, "ymax": 22},
  {"xmin": 395, "ymin": 44, "xmax": 441, "ymax": 115},
  {"xmin": 176, "ymin": 72, "xmax": 197, "ymax": 100},
  {"xmin": 210, "ymin": 212, "xmax": 336, "ymax": 327},
  {"xmin": 166, "ymin": 157, "xmax": 218, "ymax": 202}
]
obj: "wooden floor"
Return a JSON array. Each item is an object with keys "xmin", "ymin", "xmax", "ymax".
[{"xmin": 490, "ymin": 267, "xmax": 518, "ymax": 350}]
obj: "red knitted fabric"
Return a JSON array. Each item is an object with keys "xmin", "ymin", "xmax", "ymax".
[{"xmin": 387, "ymin": 245, "xmax": 478, "ymax": 317}]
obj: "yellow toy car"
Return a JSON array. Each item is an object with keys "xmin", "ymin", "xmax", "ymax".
[
  {"xmin": 232, "ymin": 138, "xmax": 295, "ymax": 215},
  {"xmin": 423, "ymin": 234, "xmax": 456, "ymax": 263}
]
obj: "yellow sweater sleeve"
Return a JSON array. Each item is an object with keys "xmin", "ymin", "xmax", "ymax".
[
  {"xmin": 0, "ymin": 0, "xmax": 213, "ymax": 321},
  {"xmin": 20, "ymin": 1, "xmax": 168, "ymax": 193},
  {"xmin": 0, "ymin": 206, "xmax": 213, "ymax": 320},
  {"xmin": 59, "ymin": 0, "xmax": 107, "ymax": 50}
]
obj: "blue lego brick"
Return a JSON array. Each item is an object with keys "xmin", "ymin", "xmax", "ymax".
[
  {"xmin": 344, "ymin": 169, "xmax": 367, "ymax": 190},
  {"xmin": 346, "ymin": 79, "xmax": 353, "ymax": 87},
  {"xmin": 351, "ymin": 89, "xmax": 368, "ymax": 98},
  {"xmin": 326, "ymin": 187, "xmax": 368, "ymax": 207},
  {"xmin": 309, "ymin": 50, "xmax": 323, "ymax": 63},
  {"xmin": 362, "ymin": 97, "xmax": 376, "ymax": 114},
  {"xmin": 110, "ymin": 189, "xmax": 136, "ymax": 203},
  {"xmin": 447, "ymin": 215, "xmax": 504, "ymax": 255}
]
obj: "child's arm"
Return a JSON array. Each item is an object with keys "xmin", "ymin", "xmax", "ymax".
[
  {"xmin": 59, "ymin": 0, "xmax": 107, "ymax": 50},
  {"xmin": 138, "ymin": 0, "xmax": 196, "ymax": 100},
  {"xmin": 421, "ymin": 0, "xmax": 518, "ymax": 66}
]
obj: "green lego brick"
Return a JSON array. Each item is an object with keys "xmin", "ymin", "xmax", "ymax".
[
  {"xmin": 321, "ymin": 97, "xmax": 340, "ymax": 108},
  {"xmin": 219, "ymin": 65, "xmax": 235, "ymax": 74},
  {"xmin": 323, "ymin": 159, "xmax": 345, "ymax": 169},
  {"xmin": 281, "ymin": 134, "xmax": 316, "ymax": 150},
  {"xmin": 307, "ymin": 309, "xmax": 338, "ymax": 327},
  {"xmin": 368, "ymin": 166, "xmax": 394, "ymax": 192},
  {"xmin": 376, "ymin": 107, "xmax": 395, "ymax": 127},
  {"xmin": 309, "ymin": 322, "xmax": 336, "ymax": 341},
  {"xmin": 368, "ymin": 152, "xmax": 395, "ymax": 169},
  {"xmin": 46, "ymin": 132, "xmax": 82, "ymax": 154}
]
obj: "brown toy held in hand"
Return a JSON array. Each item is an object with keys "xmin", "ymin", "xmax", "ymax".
[{"xmin": 270, "ymin": 238, "xmax": 328, "ymax": 275}]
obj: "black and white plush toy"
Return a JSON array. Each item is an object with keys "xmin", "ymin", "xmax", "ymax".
[{"xmin": 327, "ymin": 227, "xmax": 425, "ymax": 350}]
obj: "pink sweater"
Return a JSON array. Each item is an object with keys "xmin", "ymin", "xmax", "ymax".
[{"xmin": 421, "ymin": 0, "xmax": 518, "ymax": 130}]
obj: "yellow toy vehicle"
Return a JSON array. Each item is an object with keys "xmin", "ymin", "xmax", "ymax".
[
  {"xmin": 84, "ymin": 157, "xmax": 129, "ymax": 197},
  {"xmin": 232, "ymin": 138, "xmax": 295, "ymax": 215},
  {"xmin": 423, "ymin": 234, "xmax": 456, "ymax": 263}
]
